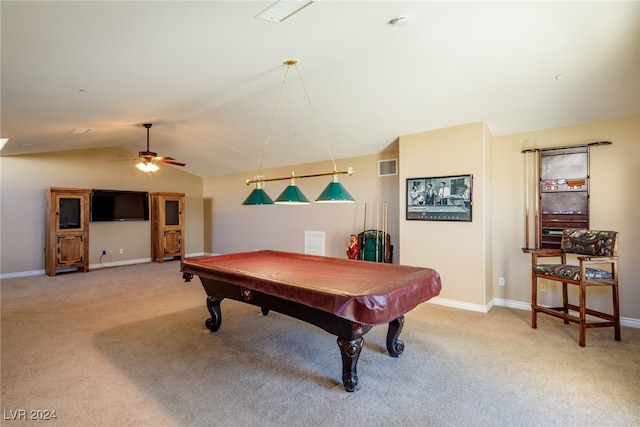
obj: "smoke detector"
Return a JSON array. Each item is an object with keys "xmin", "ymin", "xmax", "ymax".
[{"xmin": 389, "ymin": 17, "xmax": 409, "ymax": 27}]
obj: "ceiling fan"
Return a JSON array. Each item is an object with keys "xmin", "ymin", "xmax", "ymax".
[{"xmin": 134, "ymin": 123, "xmax": 186, "ymax": 172}]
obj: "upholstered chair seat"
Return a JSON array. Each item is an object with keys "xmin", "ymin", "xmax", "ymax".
[{"xmin": 529, "ymin": 229, "xmax": 620, "ymax": 347}]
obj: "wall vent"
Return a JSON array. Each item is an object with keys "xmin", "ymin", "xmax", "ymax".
[
  {"xmin": 304, "ymin": 230, "xmax": 325, "ymax": 256},
  {"xmin": 378, "ymin": 159, "xmax": 398, "ymax": 176}
]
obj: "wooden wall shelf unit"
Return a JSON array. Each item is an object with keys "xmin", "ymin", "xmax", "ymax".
[
  {"xmin": 539, "ymin": 146, "xmax": 589, "ymax": 249},
  {"xmin": 45, "ymin": 187, "xmax": 91, "ymax": 276},
  {"xmin": 151, "ymin": 192, "xmax": 185, "ymax": 263},
  {"xmin": 522, "ymin": 141, "xmax": 611, "ymax": 251}
]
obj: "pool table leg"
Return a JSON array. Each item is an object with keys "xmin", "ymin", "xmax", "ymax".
[
  {"xmin": 337, "ymin": 336, "xmax": 364, "ymax": 392},
  {"xmin": 205, "ymin": 296, "xmax": 223, "ymax": 332},
  {"xmin": 386, "ymin": 316, "xmax": 405, "ymax": 357}
]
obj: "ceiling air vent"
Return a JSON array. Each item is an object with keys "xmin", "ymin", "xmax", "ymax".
[
  {"xmin": 378, "ymin": 159, "xmax": 397, "ymax": 177},
  {"xmin": 256, "ymin": 0, "xmax": 314, "ymax": 23}
]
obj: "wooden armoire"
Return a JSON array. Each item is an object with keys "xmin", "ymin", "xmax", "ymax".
[
  {"xmin": 150, "ymin": 192, "xmax": 185, "ymax": 262},
  {"xmin": 45, "ymin": 187, "xmax": 91, "ymax": 276}
]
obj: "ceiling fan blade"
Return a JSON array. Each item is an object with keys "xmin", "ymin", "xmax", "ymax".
[
  {"xmin": 159, "ymin": 158, "xmax": 186, "ymax": 166},
  {"xmin": 108, "ymin": 157, "xmax": 137, "ymax": 162}
]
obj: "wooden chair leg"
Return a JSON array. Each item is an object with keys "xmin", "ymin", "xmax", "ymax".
[
  {"xmin": 531, "ymin": 276, "xmax": 538, "ymax": 329},
  {"xmin": 579, "ymin": 284, "xmax": 586, "ymax": 347},
  {"xmin": 562, "ymin": 282, "xmax": 569, "ymax": 324},
  {"xmin": 613, "ymin": 284, "xmax": 621, "ymax": 341}
]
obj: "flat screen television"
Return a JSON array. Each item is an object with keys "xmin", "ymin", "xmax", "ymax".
[{"xmin": 91, "ymin": 189, "xmax": 149, "ymax": 222}]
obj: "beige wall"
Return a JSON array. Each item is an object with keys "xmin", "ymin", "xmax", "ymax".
[
  {"xmin": 2, "ymin": 117, "xmax": 638, "ymax": 323},
  {"xmin": 202, "ymin": 152, "xmax": 400, "ymax": 260},
  {"xmin": 0, "ymin": 147, "xmax": 204, "ymax": 274},
  {"xmin": 399, "ymin": 122, "xmax": 494, "ymax": 310},
  {"xmin": 492, "ymin": 116, "xmax": 639, "ymax": 321},
  {"xmin": 398, "ymin": 117, "xmax": 638, "ymax": 322}
]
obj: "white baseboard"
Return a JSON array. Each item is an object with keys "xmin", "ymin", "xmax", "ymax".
[
  {"xmin": 428, "ymin": 296, "xmax": 491, "ymax": 313},
  {"xmin": 492, "ymin": 297, "xmax": 639, "ymax": 329},
  {"xmin": 620, "ymin": 317, "xmax": 640, "ymax": 328},
  {"xmin": 2, "ymin": 266, "xmax": 638, "ymax": 329},
  {"xmin": 0, "ymin": 253, "xmax": 211, "ymax": 279},
  {"xmin": 428, "ymin": 297, "xmax": 639, "ymax": 329},
  {"xmin": 492, "ymin": 297, "xmax": 532, "ymax": 311},
  {"xmin": 0, "ymin": 269, "xmax": 46, "ymax": 279},
  {"xmin": 90, "ymin": 257, "xmax": 152, "ymax": 270}
]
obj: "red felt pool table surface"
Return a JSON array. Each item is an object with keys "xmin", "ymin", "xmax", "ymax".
[{"xmin": 181, "ymin": 250, "xmax": 441, "ymax": 325}]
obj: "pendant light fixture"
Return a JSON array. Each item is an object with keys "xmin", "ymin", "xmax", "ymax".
[
  {"xmin": 243, "ymin": 59, "xmax": 355, "ymax": 205},
  {"xmin": 315, "ymin": 174, "xmax": 355, "ymax": 203},
  {"xmin": 242, "ymin": 179, "xmax": 274, "ymax": 205}
]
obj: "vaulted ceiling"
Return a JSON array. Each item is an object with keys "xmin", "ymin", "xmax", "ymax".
[{"xmin": 2, "ymin": 1, "xmax": 638, "ymax": 177}]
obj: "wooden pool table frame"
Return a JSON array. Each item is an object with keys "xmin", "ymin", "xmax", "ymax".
[
  {"xmin": 182, "ymin": 272, "xmax": 405, "ymax": 392},
  {"xmin": 181, "ymin": 251, "xmax": 441, "ymax": 392}
]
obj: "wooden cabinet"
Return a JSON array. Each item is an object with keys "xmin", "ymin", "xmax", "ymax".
[
  {"xmin": 150, "ymin": 192, "xmax": 185, "ymax": 262},
  {"xmin": 45, "ymin": 188, "xmax": 90, "ymax": 276},
  {"xmin": 538, "ymin": 146, "xmax": 589, "ymax": 249}
]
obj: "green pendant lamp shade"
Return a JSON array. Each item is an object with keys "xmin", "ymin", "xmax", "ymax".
[
  {"xmin": 316, "ymin": 176, "xmax": 355, "ymax": 203},
  {"xmin": 274, "ymin": 179, "xmax": 310, "ymax": 205},
  {"xmin": 242, "ymin": 183, "xmax": 274, "ymax": 205}
]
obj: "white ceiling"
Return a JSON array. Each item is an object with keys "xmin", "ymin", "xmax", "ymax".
[{"xmin": 2, "ymin": 1, "xmax": 638, "ymax": 177}]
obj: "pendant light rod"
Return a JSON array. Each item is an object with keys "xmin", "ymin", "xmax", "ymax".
[
  {"xmin": 243, "ymin": 58, "xmax": 355, "ymax": 205},
  {"xmin": 291, "ymin": 60, "xmax": 337, "ymax": 171},
  {"xmin": 246, "ymin": 167, "xmax": 353, "ymax": 185}
]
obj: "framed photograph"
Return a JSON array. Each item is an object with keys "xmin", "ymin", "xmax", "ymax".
[{"xmin": 406, "ymin": 174, "xmax": 473, "ymax": 221}]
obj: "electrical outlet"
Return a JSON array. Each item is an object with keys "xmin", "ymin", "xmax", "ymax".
[
  {"xmin": 540, "ymin": 282, "xmax": 548, "ymax": 292},
  {"xmin": 119, "ymin": 248, "xmax": 124, "ymax": 254},
  {"xmin": 499, "ymin": 277, "xmax": 505, "ymax": 286},
  {"xmin": 109, "ymin": 249, "xmax": 114, "ymax": 255},
  {"xmin": 102, "ymin": 250, "xmax": 106, "ymax": 256}
]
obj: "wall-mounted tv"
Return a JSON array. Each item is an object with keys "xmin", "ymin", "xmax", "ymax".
[{"xmin": 91, "ymin": 189, "xmax": 149, "ymax": 222}]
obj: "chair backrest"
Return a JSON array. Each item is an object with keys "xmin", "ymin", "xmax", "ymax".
[{"xmin": 560, "ymin": 229, "xmax": 619, "ymax": 256}]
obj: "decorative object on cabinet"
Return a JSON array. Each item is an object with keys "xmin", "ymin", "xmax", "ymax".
[
  {"xmin": 45, "ymin": 188, "xmax": 91, "ymax": 276},
  {"xmin": 150, "ymin": 192, "xmax": 185, "ymax": 263},
  {"xmin": 522, "ymin": 141, "xmax": 611, "ymax": 250}
]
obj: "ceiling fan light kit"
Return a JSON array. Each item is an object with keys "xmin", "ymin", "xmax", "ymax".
[
  {"xmin": 242, "ymin": 59, "xmax": 355, "ymax": 206},
  {"xmin": 134, "ymin": 123, "xmax": 186, "ymax": 173},
  {"xmin": 136, "ymin": 161, "xmax": 159, "ymax": 173}
]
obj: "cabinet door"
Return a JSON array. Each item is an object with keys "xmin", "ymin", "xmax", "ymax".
[
  {"xmin": 163, "ymin": 230, "xmax": 182, "ymax": 254},
  {"xmin": 164, "ymin": 199, "xmax": 182, "ymax": 226},
  {"xmin": 56, "ymin": 195, "xmax": 86, "ymax": 232},
  {"xmin": 56, "ymin": 235, "xmax": 85, "ymax": 266}
]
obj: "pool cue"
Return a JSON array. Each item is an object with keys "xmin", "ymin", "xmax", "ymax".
[
  {"xmin": 363, "ymin": 202, "xmax": 367, "ymax": 232},
  {"xmin": 362, "ymin": 202, "xmax": 367, "ymax": 259},
  {"xmin": 375, "ymin": 202, "xmax": 379, "ymax": 262},
  {"xmin": 533, "ymin": 150, "xmax": 540, "ymax": 249},
  {"xmin": 382, "ymin": 202, "xmax": 386, "ymax": 262},
  {"xmin": 525, "ymin": 148, "xmax": 529, "ymax": 249},
  {"xmin": 383, "ymin": 202, "xmax": 388, "ymax": 263}
]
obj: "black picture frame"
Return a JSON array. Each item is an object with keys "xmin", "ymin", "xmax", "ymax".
[{"xmin": 406, "ymin": 174, "xmax": 473, "ymax": 221}]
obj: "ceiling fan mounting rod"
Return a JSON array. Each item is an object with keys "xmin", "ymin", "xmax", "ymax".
[{"xmin": 143, "ymin": 123, "xmax": 152, "ymax": 152}]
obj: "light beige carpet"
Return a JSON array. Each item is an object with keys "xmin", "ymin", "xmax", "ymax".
[{"xmin": 1, "ymin": 261, "xmax": 638, "ymax": 426}]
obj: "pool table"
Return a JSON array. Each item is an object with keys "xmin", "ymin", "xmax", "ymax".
[{"xmin": 181, "ymin": 250, "xmax": 441, "ymax": 392}]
